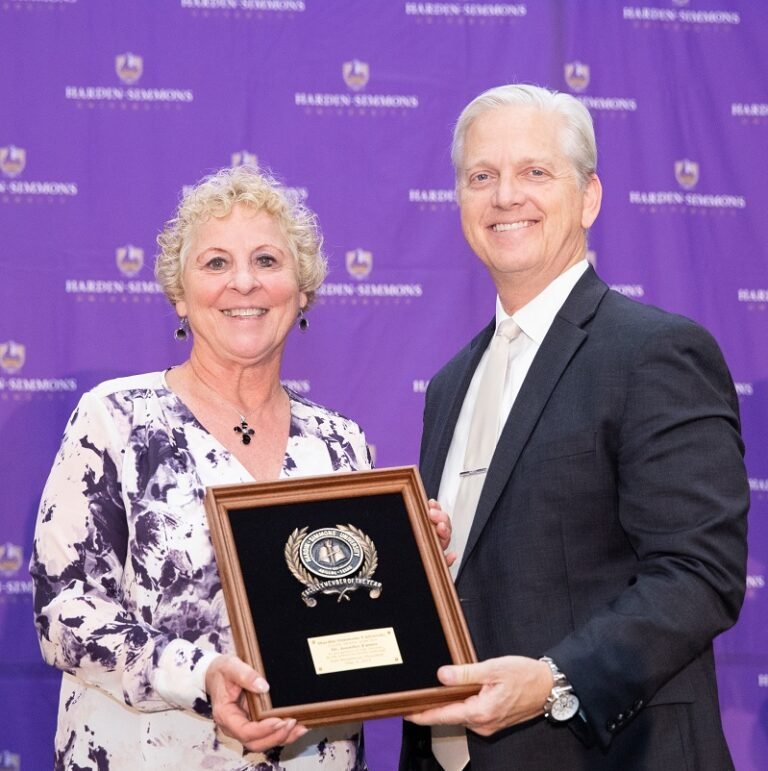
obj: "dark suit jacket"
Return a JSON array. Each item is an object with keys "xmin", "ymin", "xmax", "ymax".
[{"xmin": 400, "ymin": 267, "xmax": 749, "ymax": 771}]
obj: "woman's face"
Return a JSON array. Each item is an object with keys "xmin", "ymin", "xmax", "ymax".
[{"xmin": 176, "ymin": 203, "xmax": 306, "ymax": 371}]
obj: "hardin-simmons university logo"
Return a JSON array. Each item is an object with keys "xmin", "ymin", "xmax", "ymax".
[
  {"xmin": 675, "ymin": 159, "xmax": 699, "ymax": 190},
  {"xmin": 0, "ymin": 145, "xmax": 26, "ymax": 178},
  {"xmin": 0, "ymin": 341, "xmax": 25, "ymax": 374},
  {"xmin": 346, "ymin": 248, "xmax": 373, "ymax": 280},
  {"xmin": 343, "ymin": 59, "xmax": 369, "ymax": 91},
  {"xmin": 564, "ymin": 61, "xmax": 590, "ymax": 93},
  {"xmin": 116, "ymin": 245, "xmax": 144, "ymax": 277},
  {"xmin": 115, "ymin": 52, "xmax": 143, "ymax": 85},
  {"xmin": 285, "ymin": 525, "xmax": 382, "ymax": 606},
  {"xmin": 0, "ymin": 543, "xmax": 23, "ymax": 578},
  {"xmin": 231, "ymin": 150, "xmax": 259, "ymax": 168}
]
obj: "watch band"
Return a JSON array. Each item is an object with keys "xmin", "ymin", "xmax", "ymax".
[
  {"xmin": 539, "ymin": 656, "xmax": 580, "ymax": 723},
  {"xmin": 540, "ymin": 656, "xmax": 568, "ymax": 689}
]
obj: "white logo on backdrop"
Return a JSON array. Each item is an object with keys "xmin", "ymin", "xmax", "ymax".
[
  {"xmin": 116, "ymin": 245, "xmax": 144, "ymax": 278},
  {"xmin": 64, "ymin": 53, "xmax": 193, "ymax": 105},
  {"xmin": 564, "ymin": 61, "xmax": 590, "ymax": 93},
  {"xmin": 346, "ymin": 249, "xmax": 373, "ymax": 280},
  {"xmin": 64, "ymin": 246, "xmax": 163, "ymax": 300},
  {"xmin": 0, "ymin": 342, "xmax": 25, "ymax": 374},
  {"xmin": 295, "ymin": 61, "xmax": 418, "ymax": 112},
  {"xmin": 342, "ymin": 60, "xmax": 369, "ymax": 91},
  {"xmin": 0, "ymin": 146, "xmax": 26, "ymax": 178},
  {"xmin": 674, "ymin": 159, "xmax": 699, "ymax": 190},
  {"xmin": 0, "ymin": 147, "xmax": 78, "ymax": 200},
  {"xmin": 115, "ymin": 52, "xmax": 143, "ymax": 85},
  {"xmin": 317, "ymin": 247, "xmax": 423, "ymax": 304},
  {"xmin": 231, "ymin": 150, "xmax": 259, "ymax": 168},
  {"xmin": 629, "ymin": 160, "xmax": 746, "ymax": 211},
  {"xmin": 562, "ymin": 60, "xmax": 637, "ymax": 112},
  {"xmin": 0, "ymin": 342, "xmax": 77, "ymax": 395}
]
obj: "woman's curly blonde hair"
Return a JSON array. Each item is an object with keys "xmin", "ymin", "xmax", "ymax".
[{"xmin": 155, "ymin": 165, "xmax": 328, "ymax": 308}]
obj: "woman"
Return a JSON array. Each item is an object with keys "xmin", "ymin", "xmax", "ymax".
[{"xmin": 30, "ymin": 165, "xmax": 450, "ymax": 770}]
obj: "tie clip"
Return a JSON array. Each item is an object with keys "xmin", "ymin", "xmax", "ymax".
[{"xmin": 459, "ymin": 467, "xmax": 487, "ymax": 478}]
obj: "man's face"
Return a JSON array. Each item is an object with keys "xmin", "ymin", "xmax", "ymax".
[{"xmin": 457, "ymin": 104, "xmax": 601, "ymax": 299}]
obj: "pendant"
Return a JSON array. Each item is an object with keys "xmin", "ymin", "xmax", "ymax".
[{"xmin": 234, "ymin": 418, "xmax": 255, "ymax": 445}]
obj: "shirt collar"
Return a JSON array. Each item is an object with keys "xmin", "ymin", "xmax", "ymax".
[{"xmin": 495, "ymin": 260, "xmax": 589, "ymax": 345}]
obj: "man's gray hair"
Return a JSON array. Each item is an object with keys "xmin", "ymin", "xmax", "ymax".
[{"xmin": 451, "ymin": 83, "xmax": 597, "ymax": 189}]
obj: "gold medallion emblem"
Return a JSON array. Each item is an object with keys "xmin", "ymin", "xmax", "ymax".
[{"xmin": 284, "ymin": 525, "xmax": 382, "ymax": 607}]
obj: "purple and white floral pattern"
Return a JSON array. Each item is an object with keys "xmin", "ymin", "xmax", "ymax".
[{"xmin": 30, "ymin": 371, "xmax": 371, "ymax": 771}]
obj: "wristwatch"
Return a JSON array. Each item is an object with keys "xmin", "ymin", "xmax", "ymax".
[{"xmin": 540, "ymin": 656, "xmax": 580, "ymax": 723}]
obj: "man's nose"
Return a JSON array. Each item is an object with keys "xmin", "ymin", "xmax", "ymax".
[{"xmin": 492, "ymin": 175, "xmax": 524, "ymax": 208}]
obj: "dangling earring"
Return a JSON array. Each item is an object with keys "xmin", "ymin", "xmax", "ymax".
[
  {"xmin": 174, "ymin": 317, "xmax": 189, "ymax": 341},
  {"xmin": 298, "ymin": 309, "xmax": 309, "ymax": 332}
]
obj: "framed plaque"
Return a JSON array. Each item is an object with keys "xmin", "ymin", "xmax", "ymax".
[{"xmin": 204, "ymin": 465, "xmax": 478, "ymax": 726}]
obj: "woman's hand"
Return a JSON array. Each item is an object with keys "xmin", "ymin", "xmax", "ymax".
[
  {"xmin": 206, "ymin": 654, "xmax": 308, "ymax": 752},
  {"xmin": 427, "ymin": 498, "xmax": 457, "ymax": 568}
]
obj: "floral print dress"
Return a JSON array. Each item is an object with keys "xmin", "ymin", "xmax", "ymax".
[{"xmin": 30, "ymin": 371, "xmax": 371, "ymax": 771}]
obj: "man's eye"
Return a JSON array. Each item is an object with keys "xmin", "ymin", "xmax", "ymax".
[
  {"xmin": 471, "ymin": 172, "xmax": 490, "ymax": 184},
  {"xmin": 529, "ymin": 168, "xmax": 546, "ymax": 178}
]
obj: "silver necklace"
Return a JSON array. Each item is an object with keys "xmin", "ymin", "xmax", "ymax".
[
  {"xmin": 233, "ymin": 415, "xmax": 255, "ymax": 445},
  {"xmin": 189, "ymin": 367, "xmax": 278, "ymax": 447}
]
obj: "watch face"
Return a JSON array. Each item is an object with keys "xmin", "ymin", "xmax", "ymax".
[{"xmin": 551, "ymin": 692, "xmax": 580, "ymax": 721}]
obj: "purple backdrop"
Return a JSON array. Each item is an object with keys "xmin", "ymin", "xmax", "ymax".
[{"xmin": 1, "ymin": 1, "xmax": 766, "ymax": 769}]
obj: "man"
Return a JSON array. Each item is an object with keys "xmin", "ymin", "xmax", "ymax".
[{"xmin": 400, "ymin": 84, "xmax": 749, "ymax": 770}]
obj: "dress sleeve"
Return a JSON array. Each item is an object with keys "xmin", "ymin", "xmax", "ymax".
[
  {"xmin": 29, "ymin": 390, "xmax": 216, "ymax": 714},
  {"xmin": 351, "ymin": 422, "xmax": 373, "ymax": 470}
]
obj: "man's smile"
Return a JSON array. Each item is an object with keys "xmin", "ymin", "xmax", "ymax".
[{"xmin": 491, "ymin": 220, "xmax": 537, "ymax": 232}]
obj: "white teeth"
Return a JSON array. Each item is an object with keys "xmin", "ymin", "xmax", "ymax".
[
  {"xmin": 222, "ymin": 308, "xmax": 266, "ymax": 317},
  {"xmin": 492, "ymin": 221, "xmax": 534, "ymax": 232}
]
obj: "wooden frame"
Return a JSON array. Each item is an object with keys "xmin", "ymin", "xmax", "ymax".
[{"xmin": 205, "ymin": 465, "xmax": 478, "ymax": 726}]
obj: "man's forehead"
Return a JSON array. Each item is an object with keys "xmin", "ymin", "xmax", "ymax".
[
  {"xmin": 461, "ymin": 145, "xmax": 567, "ymax": 172},
  {"xmin": 462, "ymin": 108, "xmax": 567, "ymax": 166}
]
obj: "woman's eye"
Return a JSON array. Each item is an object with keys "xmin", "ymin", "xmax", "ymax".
[
  {"xmin": 256, "ymin": 254, "xmax": 277, "ymax": 267},
  {"xmin": 206, "ymin": 256, "xmax": 227, "ymax": 270}
]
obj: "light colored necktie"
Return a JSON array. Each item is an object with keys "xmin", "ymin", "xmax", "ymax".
[
  {"xmin": 432, "ymin": 318, "xmax": 521, "ymax": 771},
  {"xmin": 450, "ymin": 317, "xmax": 521, "ymax": 578},
  {"xmin": 431, "ymin": 723, "xmax": 472, "ymax": 771}
]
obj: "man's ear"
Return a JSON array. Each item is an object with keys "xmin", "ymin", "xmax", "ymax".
[{"xmin": 581, "ymin": 173, "xmax": 602, "ymax": 230}]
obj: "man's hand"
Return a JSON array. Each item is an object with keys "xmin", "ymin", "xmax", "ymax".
[
  {"xmin": 206, "ymin": 654, "xmax": 308, "ymax": 752},
  {"xmin": 406, "ymin": 656, "xmax": 553, "ymax": 736},
  {"xmin": 427, "ymin": 498, "xmax": 457, "ymax": 568}
]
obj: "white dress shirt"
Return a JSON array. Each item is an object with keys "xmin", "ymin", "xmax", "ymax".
[{"xmin": 437, "ymin": 260, "xmax": 589, "ymax": 555}]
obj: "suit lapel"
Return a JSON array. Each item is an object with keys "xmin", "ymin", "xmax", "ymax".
[
  {"xmin": 421, "ymin": 320, "xmax": 495, "ymax": 497},
  {"xmin": 458, "ymin": 268, "xmax": 609, "ymax": 578}
]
